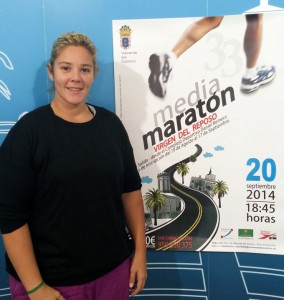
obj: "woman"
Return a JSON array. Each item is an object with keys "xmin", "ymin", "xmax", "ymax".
[{"xmin": 0, "ymin": 32, "xmax": 147, "ymax": 300}]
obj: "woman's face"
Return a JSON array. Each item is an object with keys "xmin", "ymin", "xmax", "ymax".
[{"xmin": 48, "ymin": 45, "xmax": 95, "ymax": 108}]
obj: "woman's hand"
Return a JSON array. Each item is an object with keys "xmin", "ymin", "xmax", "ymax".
[
  {"xmin": 129, "ymin": 253, "xmax": 147, "ymax": 297},
  {"xmin": 122, "ymin": 190, "xmax": 147, "ymax": 297},
  {"xmin": 29, "ymin": 284, "xmax": 65, "ymax": 300}
]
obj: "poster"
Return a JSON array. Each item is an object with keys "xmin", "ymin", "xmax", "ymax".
[{"xmin": 112, "ymin": 12, "xmax": 284, "ymax": 254}]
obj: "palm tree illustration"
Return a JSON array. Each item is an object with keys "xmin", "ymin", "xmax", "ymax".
[
  {"xmin": 212, "ymin": 180, "xmax": 229, "ymax": 208},
  {"xmin": 144, "ymin": 188, "xmax": 167, "ymax": 226},
  {"xmin": 176, "ymin": 162, "xmax": 189, "ymax": 184}
]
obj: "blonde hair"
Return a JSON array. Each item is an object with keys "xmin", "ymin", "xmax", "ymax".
[{"xmin": 49, "ymin": 32, "xmax": 98, "ymax": 74}]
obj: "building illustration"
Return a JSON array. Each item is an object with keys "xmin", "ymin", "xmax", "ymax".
[{"xmin": 190, "ymin": 168, "xmax": 217, "ymax": 197}]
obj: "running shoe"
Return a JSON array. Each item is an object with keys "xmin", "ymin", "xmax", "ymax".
[
  {"xmin": 240, "ymin": 65, "xmax": 276, "ymax": 93},
  {"xmin": 148, "ymin": 53, "xmax": 172, "ymax": 98}
]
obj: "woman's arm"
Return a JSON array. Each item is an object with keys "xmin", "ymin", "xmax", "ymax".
[
  {"xmin": 2, "ymin": 224, "xmax": 64, "ymax": 300},
  {"xmin": 122, "ymin": 190, "xmax": 147, "ymax": 297}
]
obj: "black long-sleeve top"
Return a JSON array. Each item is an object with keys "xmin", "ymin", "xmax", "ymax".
[{"xmin": 0, "ymin": 104, "xmax": 141, "ymax": 286}]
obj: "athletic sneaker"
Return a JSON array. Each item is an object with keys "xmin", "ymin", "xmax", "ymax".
[
  {"xmin": 148, "ymin": 53, "xmax": 172, "ymax": 98},
  {"xmin": 240, "ymin": 65, "xmax": 276, "ymax": 93}
]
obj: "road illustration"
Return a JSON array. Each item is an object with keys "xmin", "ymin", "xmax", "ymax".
[{"xmin": 146, "ymin": 144, "xmax": 220, "ymax": 251}]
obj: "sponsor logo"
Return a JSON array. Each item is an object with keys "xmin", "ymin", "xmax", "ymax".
[
  {"xmin": 221, "ymin": 228, "xmax": 233, "ymax": 239},
  {"xmin": 238, "ymin": 229, "xmax": 253, "ymax": 238},
  {"xmin": 259, "ymin": 230, "xmax": 277, "ymax": 240}
]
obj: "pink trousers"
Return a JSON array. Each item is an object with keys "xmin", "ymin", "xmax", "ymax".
[{"xmin": 9, "ymin": 257, "xmax": 131, "ymax": 300}]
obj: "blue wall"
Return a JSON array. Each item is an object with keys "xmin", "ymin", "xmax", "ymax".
[{"xmin": 1, "ymin": 1, "xmax": 284, "ymax": 299}]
